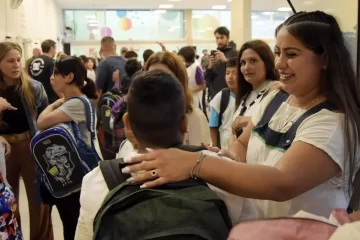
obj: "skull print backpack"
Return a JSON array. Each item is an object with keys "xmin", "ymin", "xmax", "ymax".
[{"xmin": 30, "ymin": 96, "xmax": 101, "ymax": 198}]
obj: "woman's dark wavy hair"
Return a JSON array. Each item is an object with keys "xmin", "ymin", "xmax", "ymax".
[
  {"xmin": 236, "ymin": 40, "xmax": 278, "ymax": 108},
  {"xmin": 277, "ymin": 11, "xmax": 360, "ymax": 210},
  {"xmin": 55, "ymin": 56, "xmax": 98, "ymax": 99}
]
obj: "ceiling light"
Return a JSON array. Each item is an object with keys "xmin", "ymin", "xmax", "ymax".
[
  {"xmin": 87, "ymin": 19, "xmax": 98, "ymax": 23},
  {"xmin": 159, "ymin": 4, "xmax": 173, "ymax": 8},
  {"xmin": 212, "ymin": 5, "xmax": 227, "ymax": 9},
  {"xmin": 304, "ymin": 1, "xmax": 313, "ymax": 5},
  {"xmin": 86, "ymin": 15, "xmax": 96, "ymax": 19},
  {"xmin": 227, "ymin": 0, "xmax": 232, "ymax": 2},
  {"xmin": 153, "ymin": 10, "xmax": 167, "ymax": 14},
  {"xmin": 262, "ymin": 12, "xmax": 272, "ymax": 15},
  {"xmin": 88, "ymin": 23, "xmax": 98, "ymax": 27},
  {"xmin": 251, "ymin": 15, "xmax": 258, "ymax": 19},
  {"xmin": 277, "ymin": 7, "xmax": 292, "ymax": 11}
]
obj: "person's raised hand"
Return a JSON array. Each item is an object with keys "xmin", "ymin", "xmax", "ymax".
[
  {"xmin": 215, "ymin": 50, "xmax": 227, "ymax": 62},
  {"xmin": 232, "ymin": 116, "xmax": 251, "ymax": 132},
  {"xmin": 208, "ymin": 56, "xmax": 217, "ymax": 69}
]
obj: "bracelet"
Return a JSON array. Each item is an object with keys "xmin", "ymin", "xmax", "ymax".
[{"xmin": 190, "ymin": 152, "xmax": 207, "ymax": 179}]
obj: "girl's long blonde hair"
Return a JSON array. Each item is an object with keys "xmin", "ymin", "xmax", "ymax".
[{"xmin": 0, "ymin": 42, "xmax": 36, "ymax": 112}]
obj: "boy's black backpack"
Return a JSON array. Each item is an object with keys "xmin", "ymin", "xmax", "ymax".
[
  {"xmin": 93, "ymin": 145, "xmax": 232, "ymax": 240},
  {"xmin": 216, "ymin": 88, "xmax": 231, "ymax": 148},
  {"xmin": 97, "ymin": 88, "xmax": 121, "ymax": 160}
]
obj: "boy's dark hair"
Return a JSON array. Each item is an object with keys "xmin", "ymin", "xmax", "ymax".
[
  {"xmin": 214, "ymin": 27, "xmax": 230, "ymax": 38},
  {"xmin": 226, "ymin": 57, "xmax": 237, "ymax": 68},
  {"xmin": 125, "ymin": 51, "xmax": 138, "ymax": 59},
  {"xmin": 119, "ymin": 60, "xmax": 142, "ymax": 95},
  {"xmin": 127, "ymin": 69, "xmax": 185, "ymax": 147},
  {"xmin": 41, "ymin": 39, "xmax": 56, "ymax": 53},
  {"xmin": 125, "ymin": 60, "xmax": 142, "ymax": 78},
  {"xmin": 143, "ymin": 49, "xmax": 154, "ymax": 62},
  {"xmin": 178, "ymin": 46, "xmax": 196, "ymax": 63}
]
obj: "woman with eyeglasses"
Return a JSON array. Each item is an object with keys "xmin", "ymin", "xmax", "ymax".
[
  {"xmin": 0, "ymin": 42, "xmax": 53, "ymax": 240},
  {"xmin": 37, "ymin": 56, "xmax": 101, "ymax": 240}
]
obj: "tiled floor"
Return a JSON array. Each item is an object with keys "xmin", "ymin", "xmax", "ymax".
[{"xmin": 19, "ymin": 179, "xmax": 64, "ymax": 240}]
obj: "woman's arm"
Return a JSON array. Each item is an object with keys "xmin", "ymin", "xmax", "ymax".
[
  {"xmin": 126, "ymin": 138, "xmax": 340, "ymax": 202},
  {"xmin": 37, "ymin": 99, "xmax": 72, "ymax": 130},
  {"xmin": 198, "ymin": 140, "xmax": 340, "ymax": 201}
]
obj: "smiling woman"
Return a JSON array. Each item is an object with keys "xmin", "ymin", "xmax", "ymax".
[{"xmin": 123, "ymin": 11, "xmax": 360, "ymax": 220}]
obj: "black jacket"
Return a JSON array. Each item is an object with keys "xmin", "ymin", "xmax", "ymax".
[{"xmin": 205, "ymin": 45, "xmax": 238, "ymax": 99}]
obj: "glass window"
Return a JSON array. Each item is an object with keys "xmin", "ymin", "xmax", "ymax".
[
  {"xmin": 251, "ymin": 11, "xmax": 292, "ymax": 39},
  {"xmin": 64, "ymin": 10, "xmax": 184, "ymax": 41},
  {"xmin": 192, "ymin": 10, "xmax": 231, "ymax": 39},
  {"xmin": 105, "ymin": 10, "xmax": 184, "ymax": 40}
]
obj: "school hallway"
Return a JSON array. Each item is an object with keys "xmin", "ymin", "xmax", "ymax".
[{"xmin": 19, "ymin": 179, "xmax": 63, "ymax": 240}]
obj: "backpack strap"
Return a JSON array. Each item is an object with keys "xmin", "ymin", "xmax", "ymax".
[
  {"xmin": 217, "ymin": 88, "xmax": 231, "ymax": 148},
  {"xmin": 70, "ymin": 96, "xmax": 96, "ymax": 148},
  {"xmin": 218, "ymin": 88, "xmax": 231, "ymax": 127},
  {"xmin": 99, "ymin": 158, "xmax": 130, "ymax": 190},
  {"xmin": 257, "ymin": 90, "xmax": 289, "ymax": 126}
]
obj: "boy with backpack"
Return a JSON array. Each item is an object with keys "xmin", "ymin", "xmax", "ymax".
[
  {"xmin": 75, "ymin": 70, "xmax": 257, "ymax": 240},
  {"xmin": 209, "ymin": 57, "xmax": 238, "ymax": 149}
]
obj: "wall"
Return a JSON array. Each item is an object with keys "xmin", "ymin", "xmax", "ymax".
[{"xmin": 0, "ymin": 0, "xmax": 63, "ymax": 58}]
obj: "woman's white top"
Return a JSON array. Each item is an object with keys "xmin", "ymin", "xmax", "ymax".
[
  {"xmin": 232, "ymin": 81, "xmax": 275, "ymax": 121},
  {"xmin": 247, "ymin": 89, "xmax": 348, "ymax": 218}
]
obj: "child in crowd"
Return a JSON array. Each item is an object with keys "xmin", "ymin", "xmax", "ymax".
[
  {"xmin": 178, "ymin": 46, "xmax": 206, "ymax": 110},
  {"xmin": 86, "ymin": 58, "xmax": 97, "ymax": 82},
  {"xmin": 110, "ymin": 59, "xmax": 142, "ymax": 150},
  {"xmin": 209, "ymin": 57, "xmax": 238, "ymax": 149},
  {"xmin": 75, "ymin": 70, "xmax": 257, "ymax": 240},
  {"xmin": 37, "ymin": 56, "xmax": 101, "ymax": 240}
]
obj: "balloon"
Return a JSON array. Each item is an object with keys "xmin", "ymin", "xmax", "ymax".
[
  {"xmin": 118, "ymin": 18, "xmax": 132, "ymax": 31},
  {"xmin": 162, "ymin": 11, "xmax": 178, "ymax": 21},
  {"xmin": 101, "ymin": 27, "xmax": 112, "ymax": 37},
  {"xmin": 116, "ymin": 11, "xmax": 127, "ymax": 18}
]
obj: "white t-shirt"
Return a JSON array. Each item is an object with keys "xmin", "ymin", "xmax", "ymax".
[
  {"xmin": 87, "ymin": 70, "xmax": 96, "ymax": 82},
  {"xmin": 247, "ymin": 90, "xmax": 348, "ymax": 218},
  {"xmin": 232, "ymin": 81, "xmax": 275, "ymax": 121},
  {"xmin": 209, "ymin": 90, "xmax": 236, "ymax": 149}
]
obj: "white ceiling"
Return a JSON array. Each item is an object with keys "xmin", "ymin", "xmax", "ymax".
[{"xmin": 54, "ymin": 0, "xmax": 298, "ymax": 11}]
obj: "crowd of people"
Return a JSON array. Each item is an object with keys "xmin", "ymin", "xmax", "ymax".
[{"xmin": 0, "ymin": 10, "xmax": 359, "ymax": 240}]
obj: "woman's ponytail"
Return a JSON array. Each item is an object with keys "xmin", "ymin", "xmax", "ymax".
[{"xmin": 81, "ymin": 77, "xmax": 98, "ymax": 100}]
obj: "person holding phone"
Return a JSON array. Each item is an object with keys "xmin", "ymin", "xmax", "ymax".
[{"xmin": 205, "ymin": 27, "xmax": 238, "ymax": 100}]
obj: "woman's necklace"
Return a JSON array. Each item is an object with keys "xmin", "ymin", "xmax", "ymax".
[{"xmin": 277, "ymin": 95, "xmax": 323, "ymax": 131}]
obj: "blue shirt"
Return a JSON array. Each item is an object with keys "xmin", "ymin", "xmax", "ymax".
[{"xmin": 96, "ymin": 56, "xmax": 127, "ymax": 93}]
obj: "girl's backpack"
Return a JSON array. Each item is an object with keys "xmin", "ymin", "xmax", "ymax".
[{"xmin": 30, "ymin": 96, "xmax": 101, "ymax": 198}]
